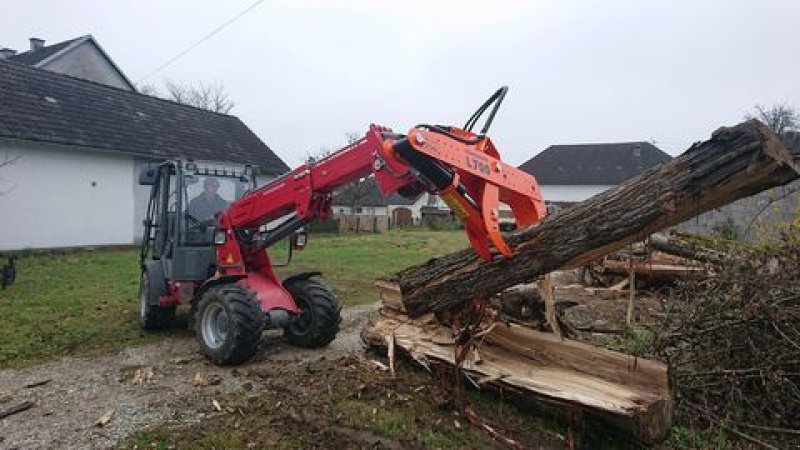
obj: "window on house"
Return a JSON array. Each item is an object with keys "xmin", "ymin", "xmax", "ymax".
[
  {"xmin": 427, "ymin": 194, "xmax": 437, "ymax": 206},
  {"xmin": 355, "ymin": 207, "xmax": 363, "ymax": 214}
]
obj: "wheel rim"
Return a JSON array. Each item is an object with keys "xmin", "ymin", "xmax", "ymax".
[{"xmin": 201, "ymin": 302, "xmax": 229, "ymax": 349}]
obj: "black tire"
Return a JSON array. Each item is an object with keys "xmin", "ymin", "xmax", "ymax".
[
  {"xmin": 139, "ymin": 271, "xmax": 175, "ymax": 330},
  {"xmin": 194, "ymin": 284, "xmax": 264, "ymax": 365},
  {"xmin": 284, "ymin": 278, "xmax": 341, "ymax": 348}
]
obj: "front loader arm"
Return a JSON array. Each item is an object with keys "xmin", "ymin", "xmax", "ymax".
[{"xmin": 217, "ymin": 88, "xmax": 546, "ymax": 273}]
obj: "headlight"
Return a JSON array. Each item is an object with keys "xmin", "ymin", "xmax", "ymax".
[{"xmin": 213, "ymin": 230, "xmax": 226, "ymax": 245}]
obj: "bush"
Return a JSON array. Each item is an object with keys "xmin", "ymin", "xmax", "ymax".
[
  {"xmin": 656, "ymin": 235, "xmax": 800, "ymax": 447},
  {"xmin": 711, "ymin": 217, "xmax": 741, "ymax": 240},
  {"xmin": 308, "ymin": 219, "xmax": 339, "ymax": 234},
  {"xmin": 424, "ymin": 216, "xmax": 462, "ymax": 231}
]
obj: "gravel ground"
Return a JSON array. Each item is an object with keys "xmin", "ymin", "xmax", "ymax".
[{"xmin": 0, "ymin": 303, "xmax": 378, "ymax": 450}]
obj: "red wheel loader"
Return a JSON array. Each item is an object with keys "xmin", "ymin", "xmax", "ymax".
[{"xmin": 137, "ymin": 87, "xmax": 546, "ymax": 365}]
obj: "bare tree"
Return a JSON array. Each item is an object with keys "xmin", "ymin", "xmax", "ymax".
[
  {"xmin": 746, "ymin": 103, "xmax": 798, "ymax": 136},
  {"xmin": 342, "ymin": 131, "xmax": 376, "ymax": 212},
  {"xmin": 318, "ymin": 131, "xmax": 378, "ymax": 214},
  {"xmin": 135, "ymin": 82, "xmax": 160, "ymax": 96},
  {"xmin": 163, "ymin": 80, "xmax": 236, "ymax": 114}
]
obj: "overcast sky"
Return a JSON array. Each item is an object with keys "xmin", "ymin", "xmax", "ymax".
[{"xmin": 3, "ymin": 0, "xmax": 799, "ymax": 166}]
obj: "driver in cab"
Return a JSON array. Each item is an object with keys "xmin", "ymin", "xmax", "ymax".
[{"xmin": 188, "ymin": 177, "xmax": 229, "ymax": 221}]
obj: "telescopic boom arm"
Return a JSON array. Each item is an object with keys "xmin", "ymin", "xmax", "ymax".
[{"xmin": 214, "ymin": 88, "xmax": 547, "ymax": 275}]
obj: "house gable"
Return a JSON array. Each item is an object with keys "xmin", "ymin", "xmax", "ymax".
[{"xmin": 8, "ymin": 35, "xmax": 136, "ymax": 91}]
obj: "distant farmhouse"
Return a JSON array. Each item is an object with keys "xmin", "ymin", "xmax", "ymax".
[
  {"xmin": 332, "ymin": 177, "xmax": 450, "ymax": 227},
  {"xmin": 518, "ymin": 141, "xmax": 672, "ymax": 204},
  {"xmin": 0, "ymin": 36, "xmax": 288, "ymax": 251}
]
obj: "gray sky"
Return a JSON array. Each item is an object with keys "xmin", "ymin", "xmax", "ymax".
[{"xmin": 3, "ymin": 0, "xmax": 799, "ymax": 166}]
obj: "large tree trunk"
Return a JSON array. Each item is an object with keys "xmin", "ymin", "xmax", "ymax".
[
  {"xmin": 397, "ymin": 120, "xmax": 799, "ymax": 317},
  {"xmin": 362, "ymin": 285, "xmax": 673, "ymax": 444}
]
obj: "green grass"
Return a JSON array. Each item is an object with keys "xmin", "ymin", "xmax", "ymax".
[
  {"xmin": 0, "ymin": 248, "xmax": 162, "ymax": 368},
  {"xmin": 274, "ymin": 229, "xmax": 467, "ymax": 305},
  {"xmin": 0, "ymin": 230, "xmax": 467, "ymax": 367}
]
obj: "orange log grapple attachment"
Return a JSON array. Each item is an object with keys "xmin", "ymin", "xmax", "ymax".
[{"xmin": 380, "ymin": 87, "xmax": 546, "ymax": 261}]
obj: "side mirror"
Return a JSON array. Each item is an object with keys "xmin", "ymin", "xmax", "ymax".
[
  {"xmin": 290, "ymin": 228, "xmax": 308, "ymax": 250},
  {"xmin": 139, "ymin": 167, "xmax": 157, "ymax": 185}
]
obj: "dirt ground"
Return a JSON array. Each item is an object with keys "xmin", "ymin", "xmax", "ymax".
[
  {"xmin": 0, "ymin": 270, "xmax": 670, "ymax": 450},
  {"xmin": 0, "ymin": 302, "xmax": 570, "ymax": 450},
  {"xmin": 0, "ymin": 304, "xmax": 381, "ymax": 449}
]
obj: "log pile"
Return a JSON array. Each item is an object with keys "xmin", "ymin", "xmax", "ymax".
[
  {"xmin": 362, "ymin": 282, "xmax": 674, "ymax": 444},
  {"xmin": 362, "ymin": 121, "xmax": 800, "ymax": 445}
]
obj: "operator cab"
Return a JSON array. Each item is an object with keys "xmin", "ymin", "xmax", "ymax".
[
  {"xmin": 183, "ymin": 172, "xmax": 248, "ymax": 245},
  {"xmin": 138, "ymin": 161, "xmax": 255, "ymax": 283}
]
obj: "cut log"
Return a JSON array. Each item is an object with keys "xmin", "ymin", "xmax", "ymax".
[
  {"xmin": 397, "ymin": 120, "xmax": 799, "ymax": 317},
  {"xmin": 362, "ymin": 291, "xmax": 673, "ymax": 444},
  {"xmin": 648, "ymin": 232, "xmax": 728, "ymax": 264},
  {"xmin": 599, "ymin": 258, "xmax": 703, "ymax": 279}
]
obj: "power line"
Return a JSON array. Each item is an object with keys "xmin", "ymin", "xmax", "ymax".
[{"xmin": 137, "ymin": 0, "xmax": 265, "ymax": 83}]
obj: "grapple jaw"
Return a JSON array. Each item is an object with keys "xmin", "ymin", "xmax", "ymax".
[{"xmin": 384, "ymin": 126, "xmax": 546, "ymax": 261}]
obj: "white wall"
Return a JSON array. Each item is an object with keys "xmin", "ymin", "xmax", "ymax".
[
  {"xmin": 539, "ymin": 185, "xmax": 614, "ymax": 203},
  {"xmin": 333, "ymin": 205, "xmax": 389, "ymax": 216},
  {"xmin": 42, "ymin": 41, "xmax": 133, "ymax": 91},
  {"xmin": 0, "ymin": 140, "xmax": 135, "ymax": 250}
]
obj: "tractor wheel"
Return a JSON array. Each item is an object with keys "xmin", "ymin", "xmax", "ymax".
[
  {"xmin": 284, "ymin": 278, "xmax": 341, "ymax": 348},
  {"xmin": 195, "ymin": 284, "xmax": 264, "ymax": 365},
  {"xmin": 139, "ymin": 270, "xmax": 175, "ymax": 330}
]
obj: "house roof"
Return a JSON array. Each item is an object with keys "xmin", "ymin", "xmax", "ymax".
[
  {"xmin": 518, "ymin": 141, "xmax": 672, "ymax": 185},
  {"xmin": 7, "ymin": 37, "xmax": 81, "ymax": 65},
  {"xmin": 0, "ymin": 59, "xmax": 289, "ymax": 175},
  {"xmin": 332, "ymin": 177, "xmax": 424, "ymax": 207},
  {"xmin": 8, "ymin": 35, "xmax": 137, "ymax": 91}
]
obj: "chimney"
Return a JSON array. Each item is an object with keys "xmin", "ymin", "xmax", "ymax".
[
  {"xmin": 0, "ymin": 48, "xmax": 17, "ymax": 59},
  {"xmin": 29, "ymin": 38, "xmax": 45, "ymax": 51}
]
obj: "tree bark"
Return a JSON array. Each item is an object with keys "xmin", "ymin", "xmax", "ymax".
[{"xmin": 397, "ymin": 120, "xmax": 799, "ymax": 317}]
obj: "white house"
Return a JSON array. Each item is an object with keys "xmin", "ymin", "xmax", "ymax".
[
  {"xmin": 331, "ymin": 177, "xmax": 450, "ymax": 227},
  {"xmin": 0, "ymin": 41, "xmax": 288, "ymax": 251},
  {"xmin": 518, "ymin": 141, "xmax": 672, "ymax": 204}
]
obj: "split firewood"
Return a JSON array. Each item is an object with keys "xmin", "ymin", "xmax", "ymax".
[
  {"xmin": 193, "ymin": 372, "xmax": 222, "ymax": 387},
  {"xmin": 537, "ymin": 274, "xmax": 561, "ymax": 338},
  {"xmin": 132, "ymin": 367, "xmax": 154, "ymax": 385},
  {"xmin": 94, "ymin": 409, "xmax": 115, "ymax": 427},
  {"xmin": 362, "ymin": 300, "xmax": 673, "ymax": 444},
  {"xmin": 396, "ymin": 120, "xmax": 799, "ymax": 317}
]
